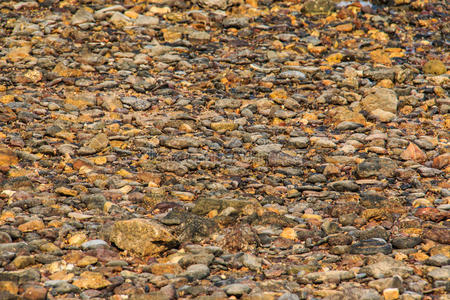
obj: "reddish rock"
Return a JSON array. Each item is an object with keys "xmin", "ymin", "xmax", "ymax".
[
  {"xmin": 432, "ymin": 153, "xmax": 450, "ymax": 169},
  {"xmin": 400, "ymin": 143, "xmax": 427, "ymax": 162},
  {"xmin": 22, "ymin": 285, "xmax": 47, "ymax": 300},
  {"xmin": 423, "ymin": 226, "xmax": 450, "ymax": 244},
  {"xmin": 414, "ymin": 207, "xmax": 449, "ymax": 222}
]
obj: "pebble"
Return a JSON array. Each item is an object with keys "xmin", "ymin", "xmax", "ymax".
[{"xmin": 0, "ymin": 0, "xmax": 448, "ymax": 299}]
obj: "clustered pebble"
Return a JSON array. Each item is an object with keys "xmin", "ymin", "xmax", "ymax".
[{"xmin": 0, "ymin": 0, "xmax": 449, "ymax": 299}]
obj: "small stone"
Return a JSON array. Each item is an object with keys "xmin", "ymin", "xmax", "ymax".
[
  {"xmin": 76, "ymin": 256, "xmax": 98, "ymax": 267},
  {"xmin": 210, "ymin": 122, "xmax": 237, "ymax": 131},
  {"xmin": 72, "ymin": 271, "xmax": 111, "ymax": 289},
  {"xmin": 370, "ymin": 109, "xmax": 396, "ymax": 122},
  {"xmin": 81, "ymin": 239, "xmax": 109, "ymax": 250},
  {"xmin": 12, "ymin": 256, "xmax": 35, "ymax": 269},
  {"xmin": 55, "ymin": 187, "xmax": 78, "ymax": 197},
  {"xmin": 391, "ymin": 236, "xmax": 422, "ymax": 249},
  {"xmin": 280, "ymin": 227, "xmax": 296, "ymax": 240},
  {"xmin": 22, "ymin": 285, "xmax": 47, "ymax": 300},
  {"xmin": 423, "ymin": 60, "xmax": 447, "ymax": 75},
  {"xmin": 432, "ymin": 153, "xmax": 450, "ymax": 169},
  {"xmin": 18, "ymin": 219, "xmax": 45, "ymax": 232},
  {"xmin": 383, "ymin": 288, "xmax": 400, "ymax": 300},
  {"xmin": 149, "ymin": 263, "xmax": 183, "ymax": 275},
  {"xmin": 0, "ymin": 147, "xmax": 19, "ymax": 169},
  {"xmin": 224, "ymin": 283, "xmax": 252, "ymax": 296},
  {"xmin": 0, "ymin": 281, "xmax": 18, "ymax": 295},
  {"xmin": 400, "ymin": 143, "xmax": 427, "ymax": 163},
  {"xmin": 183, "ymin": 264, "xmax": 210, "ymax": 281},
  {"xmin": 110, "ymin": 218, "xmax": 176, "ymax": 256},
  {"xmin": 427, "ymin": 267, "xmax": 450, "ymax": 281},
  {"xmin": 425, "ymin": 254, "xmax": 450, "ymax": 267},
  {"xmin": 71, "ymin": 8, "xmax": 94, "ymax": 25},
  {"xmin": 361, "ymin": 88, "xmax": 398, "ymax": 114},
  {"xmin": 278, "ymin": 70, "xmax": 306, "ymax": 80},
  {"xmin": 350, "ymin": 238, "xmax": 392, "ymax": 255},
  {"xmin": 88, "ymin": 133, "xmax": 109, "ymax": 152}
]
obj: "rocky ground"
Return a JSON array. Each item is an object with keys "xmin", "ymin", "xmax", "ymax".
[{"xmin": 0, "ymin": 0, "xmax": 449, "ymax": 299}]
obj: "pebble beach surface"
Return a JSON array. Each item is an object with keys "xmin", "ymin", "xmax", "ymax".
[{"xmin": 0, "ymin": 0, "xmax": 449, "ymax": 299}]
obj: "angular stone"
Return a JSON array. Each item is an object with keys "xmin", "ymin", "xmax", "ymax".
[
  {"xmin": 361, "ymin": 88, "xmax": 398, "ymax": 114},
  {"xmin": 72, "ymin": 271, "xmax": 111, "ymax": 289},
  {"xmin": 88, "ymin": 133, "xmax": 109, "ymax": 152},
  {"xmin": 400, "ymin": 143, "xmax": 427, "ymax": 162},
  {"xmin": 110, "ymin": 218, "xmax": 176, "ymax": 256}
]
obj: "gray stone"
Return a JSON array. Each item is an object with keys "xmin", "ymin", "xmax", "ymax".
[
  {"xmin": 81, "ymin": 239, "xmax": 109, "ymax": 250},
  {"xmin": 278, "ymin": 70, "xmax": 306, "ymax": 80},
  {"xmin": 121, "ymin": 96, "xmax": 151, "ymax": 111},
  {"xmin": 427, "ymin": 266, "xmax": 450, "ymax": 281},
  {"xmin": 288, "ymin": 137, "xmax": 309, "ymax": 148},
  {"xmin": 71, "ymin": 8, "xmax": 94, "ymax": 26},
  {"xmin": 361, "ymin": 255, "xmax": 413, "ymax": 279},
  {"xmin": 222, "ymin": 17, "xmax": 249, "ymax": 28},
  {"xmin": 425, "ymin": 254, "xmax": 450, "ymax": 267},
  {"xmin": 224, "ymin": 283, "xmax": 252, "ymax": 296},
  {"xmin": 328, "ymin": 180, "xmax": 359, "ymax": 192},
  {"xmin": 183, "ymin": 264, "xmax": 210, "ymax": 281},
  {"xmin": 357, "ymin": 157, "xmax": 398, "ymax": 178}
]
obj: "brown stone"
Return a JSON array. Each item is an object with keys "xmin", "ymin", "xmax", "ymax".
[
  {"xmin": 22, "ymin": 285, "xmax": 47, "ymax": 300},
  {"xmin": 72, "ymin": 271, "xmax": 111, "ymax": 289},
  {"xmin": 18, "ymin": 219, "xmax": 45, "ymax": 232},
  {"xmin": 432, "ymin": 153, "xmax": 450, "ymax": 169},
  {"xmin": 110, "ymin": 218, "xmax": 176, "ymax": 256},
  {"xmin": 400, "ymin": 143, "xmax": 427, "ymax": 162}
]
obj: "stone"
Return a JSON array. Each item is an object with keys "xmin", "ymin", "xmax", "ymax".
[
  {"xmin": 149, "ymin": 263, "xmax": 183, "ymax": 275},
  {"xmin": 22, "ymin": 285, "xmax": 47, "ymax": 300},
  {"xmin": 357, "ymin": 157, "xmax": 398, "ymax": 178},
  {"xmin": 302, "ymin": 0, "xmax": 336, "ymax": 15},
  {"xmin": 400, "ymin": 143, "xmax": 427, "ymax": 163},
  {"xmin": 88, "ymin": 133, "xmax": 109, "ymax": 152},
  {"xmin": 423, "ymin": 60, "xmax": 447, "ymax": 75},
  {"xmin": 350, "ymin": 238, "xmax": 392, "ymax": 255},
  {"xmin": 18, "ymin": 219, "xmax": 45, "ymax": 232},
  {"xmin": 304, "ymin": 270, "xmax": 355, "ymax": 283},
  {"xmin": 210, "ymin": 122, "xmax": 237, "ymax": 131},
  {"xmin": 224, "ymin": 283, "xmax": 252, "ymax": 296},
  {"xmin": 427, "ymin": 267, "xmax": 450, "ymax": 281},
  {"xmin": 81, "ymin": 239, "xmax": 108, "ymax": 250},
  {"xmin": 72, "ymin": 271, "xmax": 111, "ymax": 289},
  {"xmin": 361, "ymin": 255, "xmax": 413, "ymax": 279},
  {"xmin": 432, "ymin": 153, "xmax": 450, "ymax": 169},
  {"xmin": 391, "ymin": 236, "xmax": 422, "ymax": 249},
  {"xmin": 383, "ymin": 288, "xmax": 400, "ymax": 300},
  {"xmin": 361, "ymin": 88, "xmax": 398, "ymax": 114},
  {"xmin": 0, "ymin": 281, "xmax": 18, "ymax": 295},
  {"xmin": 328, "ymin": 180, "xmax": 359, "ymax": 192},
  {"xmin": 0, "ymin": 147, "xmax": 19, "ymax": 169},
  {"xmin": 183, "ymin": 264, "xmax": 210, "ymax": 281},
  {"xmin": 424, "ymin": 254, "xmax": 450, "ymax": 267},
  {"xmin": 288, "ymin": 137, "xmax": 310, "ymax": 148},
  {"xmin": 157, "ymin": 161, "xmax": 188, "ymax": 176},
  {"xmin": 370, "ymin": 109, "xmax": 396, "ymax": 122},
  {"xmin": 71, "ymin": 8, "xmax": 94, "ymax": 25},
  {"xmin": 193, "ymin": 0, "xmax": 229, "ymax": 9},
  {"xmin": 11, "ymin": 255, "xmax": 35, "ymax": 269},
  {"xmin": 110, "ymin": 219, "xmax": 176, "ymax": 256}
]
